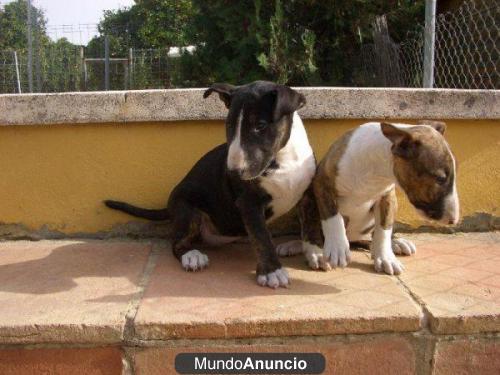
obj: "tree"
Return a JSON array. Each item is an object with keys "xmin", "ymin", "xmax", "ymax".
[
  {"xmin": 275, "ymin": 0, "xmax": 425, "ymax": 85},
  {"xmin": 188, "ymin": 0, "xmax": 268, "ymax": 84},
  {"xmin": 135, "ymin": 0, "xmax": 196, "ymax": 48},
  {"xmin": 187, "ymin": 0, "xmax": 425, "ymax": 86},
  {"xmin": 42, "ymin": 37, "xmax": 82, "ymax": 92},
  {"xmin": 1, "ymin": 0, "xmax": 427, "ymax": 90},
  {"xmin": 0, "ymin": 0, "xmax": 48, "ymax": 50},
  {"xmin": 256, "ymin": 0, "xmax": 317, "ymax": 84},
  {"xmin": 88, "ymin": 0, "xmax": 197, "ymax": 54}
]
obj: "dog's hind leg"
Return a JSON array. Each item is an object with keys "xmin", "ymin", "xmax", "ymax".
[
  {"xmin": 170, "ymin": 201, "xmax": 209, "ymax": 271},
  {"xmin": 200, "ymin": 213, "xmax": 243, "ymax": 247}
]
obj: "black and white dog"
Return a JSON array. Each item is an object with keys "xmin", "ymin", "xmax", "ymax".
[{"xmin": 104, "ymin": 81, "xmax": 317, "ymax": 288}]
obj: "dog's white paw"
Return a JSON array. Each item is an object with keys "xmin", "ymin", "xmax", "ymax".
[
  {"xmin": 392, "ymin": 238, "xmax": 417, "ymax": 255},
  {"xmin": 276, "ymin": 240, "xmax": 303, "ymax": 257},
  {"xmin": 257, "ymin": 268, "xmax": 289, "ymax": 289},
  {"xmin": 373, "ymin": 252, "xmax": 404, "ymax": 275},
  {"xmin": 324, "ymin": 237, "xmax": 351, "ymax": 268},
  {"xmin": 303, "ymin": 242, "xmax": 331, "ymax": 271},
  {"xmin": 181, "ymin": 249, "xmax": 209, "ymax": 271}
]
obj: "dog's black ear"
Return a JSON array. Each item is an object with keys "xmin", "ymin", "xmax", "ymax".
[
  {"xmin": 267, "ymin": 86, "xmax": 306, "ymax": 121},
  {"xmin": 417, "ymin": 120, "xmax": 447, "ymax": 135},
  {"xmin": 381, "ymin": 122, "xmax": 418, "ymax": 159},
  {"xmin": 203, "ymin": 83, "xmax": 237, "ymax": 109}
]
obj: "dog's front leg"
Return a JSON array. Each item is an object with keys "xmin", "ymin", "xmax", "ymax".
[
  {"xmin": 236, "ymin": 198, "xmax": 289, "ymax": 289},
  {"xmin": 276, "ymin": 186, "xmax": 330, "ymax": 271},
  {"xmin": 313, "ymin": 176, "xmax": 350, "ymax": 268},
  {"xmin": 299, "ymin": 186, "xmax": 331, "ymax": 271},
  {"xmin": 371, "ymin": 187, "xmax": 404, "ymax": 275}
]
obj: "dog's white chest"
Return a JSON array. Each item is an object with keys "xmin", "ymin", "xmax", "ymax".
[
  {"xmin": 260, "ymin": 113, "xmax": 315, "ymax": 222},
  {"xmin": 261, "ymin": 156, "xmax": 315, "ymax": 221}
]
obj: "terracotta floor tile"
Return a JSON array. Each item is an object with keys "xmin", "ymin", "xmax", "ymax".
[
  {"xmin": 458, "ymin": 246, "xmax": 499, "ymax": 259},
  {"xmin": 482, "ymin": 274, "xmax": 500, "ymax": 288},
  {"xmin": 135, "ymin": 241, "xmax": 420, "ymax": 339},
  {"xmin": 400, "ymin": 232, "xmax": 500, "ymax": 334},
  {"xmin": 467, "ymin": 258, "xmax": 500, "ymax": 273},
  {"xmin": 400, "ymin": 273, "xmax": 468, "ymax": 292},
  {"xmin": 0, "ymin": 240, "xmax": 151, "ymax": 344},
  {"xmin": 438, "ymin": 266, "xmax": 494, "ymax": 282},
  {"xmin": 447, "ymin": 283, "xmax": 500, "ymax": 303},
  {"xmin": 431, "ymin": 254, "xmax": 477, "ymax": 267},
  {"xmin": 403, "ymin": 258, "xmax": 453, "ymax": 274},
  {"xmin": 1, "ymin": 232, "xmax": 497, "ymax": 343}
]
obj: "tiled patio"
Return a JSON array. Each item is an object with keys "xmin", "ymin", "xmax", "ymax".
[{"xmin": 0, "ymin": 233, "xmax": 498, "ymax": 374}]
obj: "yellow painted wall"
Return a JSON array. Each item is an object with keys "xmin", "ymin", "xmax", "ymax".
[{"xmin": 0, "ymin": 119, "xmax": 498, "ymax": 233}]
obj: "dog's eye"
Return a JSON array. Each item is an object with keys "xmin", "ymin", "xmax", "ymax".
[
  {"xmin": 435, "ymin": 174, "xmax": 447, "ymax": 185},
  {"xmin": 430, "ymin": 169, "xmax": 448, "ymax": 185},
  {"xmin": 255, "ymin": 120, "xmax": 268, "ymax": 132}
]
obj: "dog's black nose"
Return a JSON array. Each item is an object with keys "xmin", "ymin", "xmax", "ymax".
[{"xmin": 228, "ymin": 168, "xmax": 243, "ymax": 178}]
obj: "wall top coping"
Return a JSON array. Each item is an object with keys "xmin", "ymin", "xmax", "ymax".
[{"xmin": 0, "ymin": 87, "xmax": 498, "ymax": 126}]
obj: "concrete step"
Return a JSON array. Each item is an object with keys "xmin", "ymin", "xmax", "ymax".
[{"xmin": 0, "ymin": 233, "xmax": 499, "ymax": 374}]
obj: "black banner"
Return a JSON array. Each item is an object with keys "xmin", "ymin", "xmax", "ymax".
[{"xmin": 175, "ymin": 353, "xmax": 325, "ymax": 374}]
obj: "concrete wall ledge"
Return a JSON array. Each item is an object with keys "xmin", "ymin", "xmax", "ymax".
[{"xmin": 1, "ymin": 87, "xmax": 499, "ymax": 126}]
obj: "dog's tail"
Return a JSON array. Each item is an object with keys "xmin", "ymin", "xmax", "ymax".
[{"xmin": 104, "ymin": 200, "xmax": 170, "ymax": 221}]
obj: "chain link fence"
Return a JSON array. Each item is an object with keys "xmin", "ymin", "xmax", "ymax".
[
  {"xmin": 0, "ymin": 32, "xmax": 187, "ymax": 93},
  {"xmin": 0, "ymin": 50, "xmax": 24, "ymax": 94},
  {"xmin": 434, "ymin": 0, "xmax": 498, "ymax": 89},
  {"xmin": 0, "ymin": 0, "xmax": 498, "ymax": 93},
  {"xmin": 357, "ymin": 0, "xmax": 499, "ymax": 89}
]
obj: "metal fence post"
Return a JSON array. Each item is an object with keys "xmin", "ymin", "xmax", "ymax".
[
  {"xmin": 423, "ymin": 0, "xmax": 437, "ymax": 88},
  {"xmin": 34, "ymin": 18, "xmax": 41, "ymax": 92},
  {"xmin": 13, "ymin": 51, "xmax": 22, "ymax": 93},
  {"xmin": 79, "ymin": 46, "xmax": 85, "ymax": 91},
  {"xmin": 129, "ymin": 48, "xmax": 134, "ymax": 89},
  {"xmin": 26, "ymin": 0, "xmax": 33, "ymax": 92},
  {"xmin": 124, "ymin": 62, "xmax": 129, "ymax": 90},
  {"xmin": 83, "ymin": 58, "xmax": 88, "ymax": 91},
  {"xmin": 104, "ymin": 35, "xmax": 110, "ymax": 90}
]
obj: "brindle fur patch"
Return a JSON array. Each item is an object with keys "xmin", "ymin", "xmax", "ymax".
[
  {"xmin": 313, "ymin": 130, "xmax": 354, "ymax": 220},
  {"xmin": 298, "ymin": 185, "xmax": 324, "ymax": 248},
  {"xmin": 171, "ymin": 206, "xmax": 203, "ymax": 260},
  {"xmin": 417, "ymin": 120, "xmax": 446, "ymax": 134},
  {"xmin": 343, "ymin": 215, "xmax": 350, "ymax": 229},
  {"xmin": 361, "ymin": 223, "xmax": 375, "ymax": 235},
  {"xmin": 378, "ymin": 187, "xmax": 397, "ymax": 230}
]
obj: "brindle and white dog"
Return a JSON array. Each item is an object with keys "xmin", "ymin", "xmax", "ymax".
[{"xmin": 280, "ymin": 121, "xmax": 460, "ymax": 275}]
